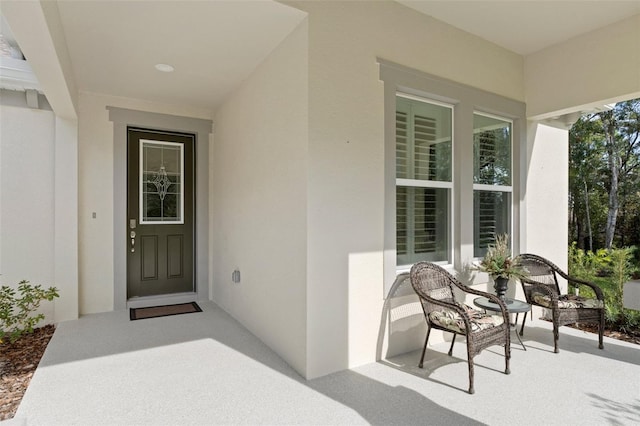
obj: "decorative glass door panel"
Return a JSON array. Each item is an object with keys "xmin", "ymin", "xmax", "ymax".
[{"xmin": 140, "ymin": 140, "xmax": 184, "ymax": 224}]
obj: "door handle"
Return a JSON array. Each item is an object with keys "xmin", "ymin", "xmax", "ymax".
[{"xmin": 130, "ymin": 230, "xmax": 136, "ymax": 252}]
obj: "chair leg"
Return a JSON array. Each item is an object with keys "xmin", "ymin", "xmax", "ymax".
[
  {"xmin": 519, "ymin": 311, "xmax": 528, "ymax": 336},
  {"xmin": 448, "ymin": 333, "xmax": 456, "ymax": 356},
  {"xmin": 467, "ymin": 348, "xmax": 475, "ymax": 394},
  {"xmin": 553, "ymin": 321, "xmax": 560, "ymax": 353},
  {"xmin": 598, "ymin": 312, "xmax": 604, "ymax": 350},
  {"xmin": 418, "ymin": 327, "xmax": 431, "ymax": 368},
  {"xmin": 504, "ymin": 337, "xmax": 511, "ymax": 375}
]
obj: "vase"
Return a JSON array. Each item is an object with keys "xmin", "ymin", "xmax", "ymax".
[{"xmin": 493, "ymin": 276, "xmax": 509, "ymax": 301}]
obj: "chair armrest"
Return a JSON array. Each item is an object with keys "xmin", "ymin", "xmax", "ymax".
[
  {"xmin": 564, "ymin": 276, "xmax": 605, "ymax": 301},
  {"xmin": 520, "ymin": 277, "xmax": 559, "ymax": 307},
  {"xmin": 420, "ymin": 295, "xmax": 463, "ymax": 312},
  {"xmin": 535, "ymin": 258, "xmax": 605, "ymax": 301},
  {"xmin": 483, "ymin": 292, "xmax": 510, "ymax": 326},
  {"xmin": 452, "ymin": 282, "xmax": 510, "ymax": 326},
  {"xmin": 419, "ymin": 295, "xmax": 475, "ymax": 332}
]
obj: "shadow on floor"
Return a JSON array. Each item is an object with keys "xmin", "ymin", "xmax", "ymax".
[
  {"xmin": 585, "ymin": 393, "xmax": 640, "ymax": 425},
  {"xmin": 27, "ymin": 302, "xmax": 481, "ymax": 425},
  {"xmin": 308, "ymin": 369, "xmax": 483, "ymax": 426}
]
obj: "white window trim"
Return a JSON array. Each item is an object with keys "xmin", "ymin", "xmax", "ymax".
[
  {"xmin": 379, "ymin": 59, "xmax": 526, "ymax": 296},
  {"xmin": 472, "ymin": 112, "xmax": 515, "ymax": 258},
  {"xmin": 397, "ymin": 178, "xmax": 454, "ymax": 189},
  {"xmin": 139, "ymin": 139, "xmax": 185, "ymax": 225},
  {"xmin": 472, "ymin": 184, "xmax": 512, "ymax": 192},
  {"xmin": 395, "ymin": 93, "xmax": 455, "ymax": 269}
]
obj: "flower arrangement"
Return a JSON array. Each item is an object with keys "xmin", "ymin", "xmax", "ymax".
[{"xmin": 475, "ymin": 234, "xmax": 528, "ymax": 280}]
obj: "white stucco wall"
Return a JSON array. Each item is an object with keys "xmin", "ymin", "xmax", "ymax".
[
  {"xmin": 525, "ymin": 13, "xmax": 640, "ymax": 119},
  {"xmin": 77, "ymin": 94, "xmax": 115, "ymax": 314},
  {"xmin": 54, "ymin": 115, "xmax": 79, "ymax": 322},
  {"xmin": 524, "ymin": 123, "xmax": 569, "ymax": 272},
  {"xmin": 0, "ymin": 105, "xmax": 57, "ymax": 322},
  {"xmin": 290, "ymin": 0, "xmax": 525, "ymax": 378},
  {"xmin": 519, "ymin": 122, "xmax": 570, "ymax": 320},
  {"xmin": 212, "ymin": 20, "xmax": 309, "ymax": 376},
  {"xmin": 77, "ymin": 93, "xmax": 211, "ymax": 314}
]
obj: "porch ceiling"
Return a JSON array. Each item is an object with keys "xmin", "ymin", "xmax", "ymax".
[
  {"xmin": 3, "ymin": 1, "xmax": 640, "ymax": 114},
  {"xmin": 398, "ymin": 0, "xmax": 640, "ymax": 55},
  {"xmin": 52, "ymin": 0, "xmax": 307, "ymax": 112}
]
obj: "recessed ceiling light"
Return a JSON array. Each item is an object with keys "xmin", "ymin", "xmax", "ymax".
[{"xmin": 155, "ymin": 63, "xmax": 174, "ymax": 73}]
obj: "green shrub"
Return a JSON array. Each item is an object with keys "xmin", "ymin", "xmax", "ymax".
[
  {"xmin": 568, "ymin": 245, "xmax": 639, "ymax": 332},
  {"xmin": 604, "ymin": 247, "xmax": 639, "ymax": 330},
  {"xmin": 567, "ymin": 243, "xmax": 609, "ymax": 294},
  {"xmin": 608, "ymin": 247, "xmax": 637, "ymax": 312},
  {"xmin": 0, "ymin": 280, "xmax": 59, "ymax": 344}
]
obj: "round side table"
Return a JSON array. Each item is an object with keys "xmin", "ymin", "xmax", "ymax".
[{"xmin": 473, "ymin": 297, "xmax": 531, "ymax": 350}]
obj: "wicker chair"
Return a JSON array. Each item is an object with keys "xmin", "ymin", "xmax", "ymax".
[
  {"xmin": 410, "ymin": 262, "xmax": 511, "ymax": 394},
  {"xmin": 516, "ymin": 253, "xmax": 605, "ymax": 353}
]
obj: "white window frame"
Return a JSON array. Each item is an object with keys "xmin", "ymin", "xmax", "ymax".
[
  {"xmin": 139, "ymin": 139, "xmax": 185, "ymax": 225},
  {"xmin": 396, "ymin": 93, "xmax": 454, "ymax": 269},
  {"xmin": 472, "ymin": 112, "xmax": 514, "ymax": 258},
  {"xmin": 379, "ymin": 59, "xmax": 526, "ymax": 295}
]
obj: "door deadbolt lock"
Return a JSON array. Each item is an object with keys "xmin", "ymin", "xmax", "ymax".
[{"xmin": 130, "ymin": 230, "xmax": 136, "ymax": 253}]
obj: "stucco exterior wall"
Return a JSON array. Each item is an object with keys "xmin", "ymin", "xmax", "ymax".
[
  {"xmin": 0, "ymin": 105, "xmax": 57, "ymax": 322},
  {"xmin": 211, "ymin": 20, "xmax": 309, "ymax": 376},
  {"xmin": 289, "ymin": 0, "xmax": 525, "ymax": 378},
  {"xmin": 525, "ymin": 14, "xmax": 640, "ymax": 119},
  {"xmin": 524, "ymin": 123, "xmax": 569, "ymax": 272}
]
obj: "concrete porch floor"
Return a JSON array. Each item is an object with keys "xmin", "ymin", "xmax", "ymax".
[{"xmin": 7, "ymin": 301, "xmax": 640, "ymax": 425}]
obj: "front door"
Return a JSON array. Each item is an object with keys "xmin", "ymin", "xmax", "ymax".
[{"xmin": 127, "ymin": 128, "xmax": 195, "ymax": 298}]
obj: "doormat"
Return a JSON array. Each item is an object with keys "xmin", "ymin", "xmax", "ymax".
[{"xmin": 130, "ymin": 302, "xmax": 202, "ymax": 321}]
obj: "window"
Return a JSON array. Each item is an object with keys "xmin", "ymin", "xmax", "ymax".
[
  {"xmin": 473, "ymin": 113, "xmax": 512, "ymax": 257},
  {"xmin": 396, "ymin": 95, "xmax": 452, "ymax": 266},
  {"xmin": 380, "ymin": 60, "xmax": 525, "ymax": 292},
  {"xmin": 140, "ymin": 139, "xmax": 184, "ymax": 224}
]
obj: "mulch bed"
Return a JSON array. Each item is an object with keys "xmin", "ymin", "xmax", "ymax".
[
  {"xmin": 570, "ymin": 323, "xmax": 640, "ymax": 345},
  {"xmin": 0, "ymin": 325, "xmax": 55, "ymax": 421}
]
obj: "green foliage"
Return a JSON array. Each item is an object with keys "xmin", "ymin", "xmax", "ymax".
[
  {"xmin": 568, "ymin": 245, "xmax": 640, "ymax": 331},
  {"xmin": 568, "ymin": 115, "xmax": 608, "ymax": 249},
  {"xmin": 475, "ymin": 234, "xmax": 528, "ymax": 279},
  {"xmin": 569, "ymin": 99, "xmax": 640, "ymax": 250},
  {"xmin": 567, "ymin": 242, "xmax": 608, "ymax": 282},
  {"xmin": 0, "ymin": 280, "xmax": 59, "ymax": 344},
  {"xmin": 608, "ymin": 247, "xmax": 636, "ymax": 307}
]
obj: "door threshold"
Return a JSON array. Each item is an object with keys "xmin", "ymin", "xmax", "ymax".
[{"xmin": 127, "ymin": 292, "xmax": 198, "ymax": 309}]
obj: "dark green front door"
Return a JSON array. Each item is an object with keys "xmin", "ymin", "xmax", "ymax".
[{"xmin": 127, "ymin": 128, "xmax": 195, "ymax": 298}]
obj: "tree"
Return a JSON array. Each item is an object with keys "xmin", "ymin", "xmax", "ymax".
[
  {"xmin": 614, "ymin": 100, "xmax": 640, "ymax": 247},
  {"xmin": 569, "ymin": 116, "xmax": 606, "ymax": 250},
  {"xmin": 569, "ymin": 99, "xmax": 640, "ymax": 250},
  {"xmin": 602, "ymin": 101, "xmax": 640, "ymax": 248}
]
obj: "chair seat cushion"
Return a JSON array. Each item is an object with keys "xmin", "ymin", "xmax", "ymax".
[
  {"xmin": 532, "ymin": 293, "xmax": 604, "ymax": 309},
  {"xmin": 429, "ymin": 304, "xmax": 504, "ymax": 334}
]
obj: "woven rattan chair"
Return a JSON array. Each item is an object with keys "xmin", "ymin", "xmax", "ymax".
[
  {"xmin": 516, "ymin": 253, "xmax": 605, "ymax": 353},
  {"xmin": 410, "ymin": 262, "xmax": 511, "ymax": 394}
]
